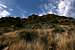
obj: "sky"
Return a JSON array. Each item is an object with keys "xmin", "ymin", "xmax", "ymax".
[{"xmin": 0, "ymin": 0, "xmax": 75, "ymax": 18}]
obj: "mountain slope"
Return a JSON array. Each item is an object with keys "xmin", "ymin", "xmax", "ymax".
[{"xmin": 0, "ymin": 14, "xmax": 75, "ymax": 50}]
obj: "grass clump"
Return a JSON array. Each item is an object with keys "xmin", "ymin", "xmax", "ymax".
[
  {"xmin": 18, "ymin": 31, "xmax": 38, "ymax": 42},
  {"xmin": 52, "ymin": 25, "xmax": 65, "ymax": 33}
]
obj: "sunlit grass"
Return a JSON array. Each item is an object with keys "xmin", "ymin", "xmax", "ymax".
[{"xmin": 0, "ymin": 25, "xmax": 75, "ymax": 50}]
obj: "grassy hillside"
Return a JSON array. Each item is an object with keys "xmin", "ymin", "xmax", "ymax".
[{"xmin": 0, "ymin": 14, "xmax": 75, "ymax": 50}]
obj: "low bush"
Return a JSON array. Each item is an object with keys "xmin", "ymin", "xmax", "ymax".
[
  {"xmin": 52, "ymin": 25, "xmax": 65, "ymax": 33},
  {"xmin": 18, "ymin": 31, "xmax": 38, "ymax": 42}
]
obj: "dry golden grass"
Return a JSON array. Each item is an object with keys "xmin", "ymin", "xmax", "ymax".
[{"xmin": 0, "ymin": 25, "xmax": 75, "ymax": 50}]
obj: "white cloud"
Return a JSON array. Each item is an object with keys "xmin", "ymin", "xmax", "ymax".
[
  {"xmin": 58, "ymin": 0, "xmax": 65, "ymax": 16},
  {"xmin": 9, "ymin": 9, "xmax": 14, "ymax": 11},
  {"xmin": 38, "ymin": 13, "xmax": 43, "ymax": 16},
  {"xmin": 0, "ymin": 4, "xmax": 7, "ymax": 8},
  {"xmin": 0, "ymin": 10, "xmax": 10, "ymax": 17},
  {"xmin": 0, "ymin": 4, "xmax": 10, "ymax": 17},
  {"xmin": 38, "ymin": 0, "xmax": 75, "ymax": 17},
  {"xmin": 38, "ymin": 3, "xmax": 55, "ymax": 16},
  {"xmin": 64, "ymin": 0, "xmax": 75, "ymax": 17},
  {"xmin": 47, "ymin": 11, "xmax": 53, "ymax": 14},
  {"xmin": 58, "ymin": 0, "xmax": 75, "ymax": 17}
]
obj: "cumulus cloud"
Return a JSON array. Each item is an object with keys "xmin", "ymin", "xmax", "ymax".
[
  {"xmin": 57, "ymin": 0, "xmax": 75, "ymax": 17},
  {"xmin": 57, "ymin": 0, "xmax": 73, "ymax": 16},
  {"xmin": 0, "ymin": 0, "xmax": 75, "ymax": 17},
  {"xmin": 0, "ymin": 4, "xmax": 10, "ymax": 17},
  {"xmin": 65, "ymin": 0, "xmax": 75, "ymax": 17},
  {"xmin": 58, "ymin": 0, "xmax": 65, "ymax": 16},
  {"xmin": 38, "ymin": 0, "xmax": 75, "ymax": 17},
  {"xmin": 9, "ymin": 9, "xmax": 14, "ymax": 11},
  {"xmin": 0, "ymin": 4, "xmax": 7, "ymax": 8},
  {"xmin": 0, "ymin": 10, "xmax": 10, "ymax": 17},
  {"xmin": 38, "ymin": 3, "xmax": 56, "ymax": 16}
]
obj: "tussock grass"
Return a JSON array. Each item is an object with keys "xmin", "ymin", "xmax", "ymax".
[{"xmin": 0, "ymin": 25, "xmax": 75, "ymax": 50}]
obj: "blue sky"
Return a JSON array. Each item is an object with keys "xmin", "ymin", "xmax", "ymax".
[{"xmin": 0, "ymin": 0, "xmax": 75, "ymax": 18}]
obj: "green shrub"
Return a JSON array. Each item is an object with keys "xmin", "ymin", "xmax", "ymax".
[
  {"xmin": 53, "ymin": 25, "xmax": 65, "ymax": 33},
  {"xmin": 18, "ymin": 31, "xmax": 38, "ymax": 42},
  {"xmin": 32, "ymin": 24, "xmax": 42, "ymax": 29}
]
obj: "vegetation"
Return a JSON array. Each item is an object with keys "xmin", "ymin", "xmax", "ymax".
[
  {"xmin": 0, "ymin": 14, "xmax": 74, "ymax": 50},
  {"xmin": 52, "ymin": 24, "xmax": 65, "ymax": 33},
  {"xmin": 18, "ymin": 31, "xmax": 38, "ymax": 42}
]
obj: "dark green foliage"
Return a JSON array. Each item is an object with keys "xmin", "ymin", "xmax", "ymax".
[
  {"xmin": 26, "ymin": 14, "xmax": 59, "ymax": 24},
  {"xmin": 0, "ymin": 14, "xmax": 75, "ymax": 29},
  {"xmin": 24, "ymin": 24, "xmax": 32, "ymax": 29},
  {"xmin": 18, "ymin": 31, "xmax": 38, "ymax": 42},
  {"xmin": 27, "ymin": 14, "xmax": 40, "ymax": 24},
  {"xmin": 0, "ymin": 32, "xmax": 2, "ymax": 35},
  {"xmin": 0, "ymin": 44, "xmax": 7, "ymax": 50},
  {"xmin": 0, "ymin": 17, "xmax": 23, "ymax": 28},
  {"xmin": 32, "ymin": 24, "xmax": 42, "ymax": 29},
  {"xmin": 52, "ymin": 25, "xmax": 65, "ymax": 33}
]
